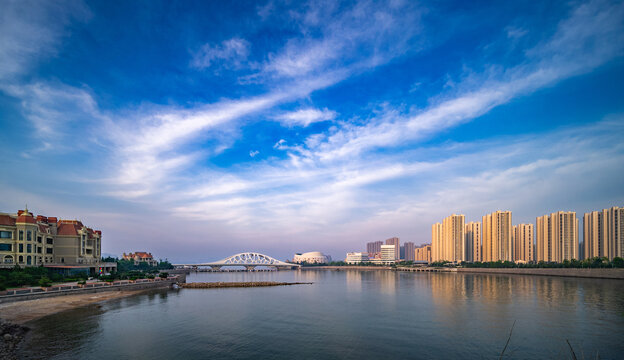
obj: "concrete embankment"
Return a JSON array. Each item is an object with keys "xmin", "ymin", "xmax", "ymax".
[
  {"xmin": 456, "ymin": 268, "xmax": 624, "ymax": 279},
  {"xmin": 300, "ymin": 266, "xmax": 392, "ymax": 270},
  {"xmin": 180, "ymin": 281, "xmax": 312, "ymax": 288},
  {"xmin": 0, "ymin": 275, "xmax": 184, "ymax": 304}
]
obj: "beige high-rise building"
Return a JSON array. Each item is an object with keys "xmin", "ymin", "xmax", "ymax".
[
  {"xmin": 415, "ymin": 244, "xmax": 432, "ymax": 263},
  {"xmin": 584, "ymin": 206, "xmax": 624, "ymax": 260},
  {"xmin": 536, "ymin": 211, "xmax": 578, "ymax": 262},
  {"xmin": 465, "ymin": 222, "xmax": 481, "ymax": 262},
  {"xmin": 431, "ymin": 214, "xmax": 465, "ymax": 262},
  {"xmin": 385, "ymin": 237, "xmax": 400, "ymax": 260},
  {"xmin": 513, "ymin": 224, "xmax": 534, "ymax": 262},
  {"xmin": 482, "ymin": 211, "xmax": 512, "ymax": 262},
  {"xmin": 431, "ymin": 223, "xmax": 442, "ymax": 262}
]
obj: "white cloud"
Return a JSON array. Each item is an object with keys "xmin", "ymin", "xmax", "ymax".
[
  {"xmin": 276, "ymin": 108, "xmax": 336, "ymax": 127},
  {"xmin": 191, "ymin": 37, "xmax": 251, "ymax": 70},
  {"xmin": 249, "ymin": 150, "xmax": 260, "ymax": 157}
]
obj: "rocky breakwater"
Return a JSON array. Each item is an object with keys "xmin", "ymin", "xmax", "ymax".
[
  {"xmin": 180, "ymin": 281, "xmax": 312, "ymax": 289},
  {"xmin": 0, "ymin": 319, "xmax": 28, "ymax": 360}
]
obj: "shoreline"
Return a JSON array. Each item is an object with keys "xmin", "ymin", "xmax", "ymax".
[
  {"xmin": 301, "ymin": 266, "xmax": 624, "ymax": 279},
  {"xmin": 0, "ymin": 288, "xmax": 156, "ymax": 325}
]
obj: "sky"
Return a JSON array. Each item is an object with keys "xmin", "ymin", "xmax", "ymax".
[{"xmin": 1, "ymin": 0, "xmax": 623, "ymax": 263}]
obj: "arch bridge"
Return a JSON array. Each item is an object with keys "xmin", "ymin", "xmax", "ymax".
[{"xmin": 174, "ymin": 252, "xmax": 300, "ymax": 271}]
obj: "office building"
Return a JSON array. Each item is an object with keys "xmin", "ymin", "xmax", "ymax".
[
  {"xmin": 381, "ymin": 245, "xmax": 396, "ymax": 263},
  {"xmin": 536, "ymin": 211, "xmax": 578, "ymax": 262},
  {"xmin": 345, "ymin": 252, "xmax": 369, "ymax": 264},
  {"xmin": 482, "ymin": 211, "xmax": 513, "ymax": 262},
  {"xmin": 584, "ymin": 206, "xmax": 624, "ymax": 260}
]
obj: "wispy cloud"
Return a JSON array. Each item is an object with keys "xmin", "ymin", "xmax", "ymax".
[
  {"xmin": 191, "ymin": 37, "xmax": 251, "ymax": 70},
  {"xmin": 276, "ymin": 108, "xmax": 336, "ymax": 127}
]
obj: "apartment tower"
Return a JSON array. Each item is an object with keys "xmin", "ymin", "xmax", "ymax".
[
  {"xmin": 465, "ymin": 222, "xmax": 481, "ymax": 262},
  {"xmin": 385, "ymin": 237, "xmax": 400, "ymax": 260},
  {"xmin": 536, "ymin": 211, "xmax": 578, "ymax": 262},
  {"xmin": 513, "ymin": 224, "xmax": 534, "ymax": 262},
  {"xmin": 366, "ymin": 240, "xmax": 383, "ymax": 259},
  {"xmin": 583, "ymin": 206, "xmax": 624, "ymax": 260},
  {"xmin": 403, "ymin": 242, "xmax": 415, "ymax": 262},
  {"xmin": 431, "ymin": 223, "xmax": 442, "ymax": 262},
  {"xmin": 482, "ymin": 211, "xmax": 513, "ymax": 262}
]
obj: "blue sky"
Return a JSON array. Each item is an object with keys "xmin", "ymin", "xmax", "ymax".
[{"xmin": 1, "ymin": 0, "xmax": 623, "ymax": 262}]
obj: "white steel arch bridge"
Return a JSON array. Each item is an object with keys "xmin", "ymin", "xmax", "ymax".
[{"xmin": 174, "ymin": 252, "xmax": 300, "ymax": 270}]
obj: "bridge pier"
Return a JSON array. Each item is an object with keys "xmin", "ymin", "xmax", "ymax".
[
  {"xmin": 210, "ymin": 266, "xmax": 221, "ymax": 271},
  {"xmin": 245, "ymin": 266, "xmax": 256, "ymax": 271}
]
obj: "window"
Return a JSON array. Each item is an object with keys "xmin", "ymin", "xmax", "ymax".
[
  {"xmin": 0, "ymin": 231, "xmax": 11, "ymax": 239},
  {"xmin": 27, "ymin": 231, "xmax": 31, "ymax": 241},
  {"xmin": 46, "ymin": 238, "xmax": 53, "ymax": 245},
  {"xmin": 27, "ymin": 244, "xmax": 32, "ymax": 253},
  {"xmin": 19, "ymin": 244, "xmax": 23, "ymax": 252},
  {"xmin": 19, "ymin": 230, "xmax": 23, "ymax": 240},
  {"xmin": 46, "ymin": 248, "xmax": 53, "ymax": 254},
  {"xmin": 0, "ymin": 244, "xmax": 11, "ymax": 251},
  {"xmin": 26, "ymin": 256, "xmax": 31, "ymax": 265},
  {"xmin": 19, "ymin": 255, "xmax": 23, "ymax": 263},
  {"xmin": 37, "ymin": 236, "xmax": 42, "ymax": 243},
  {"xmin": 37, "ymin": 246, "xmax": 42, "ymax": 254}
]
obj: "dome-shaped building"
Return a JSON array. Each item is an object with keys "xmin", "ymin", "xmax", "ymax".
[{"xmin": 292, "ymin": 251, "xmax": 332, "ymax": 264}]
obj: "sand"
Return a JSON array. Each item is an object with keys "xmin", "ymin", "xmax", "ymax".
[{"xmin": 0, "ymin": 289, "xmax": 149, "ymax": 324}]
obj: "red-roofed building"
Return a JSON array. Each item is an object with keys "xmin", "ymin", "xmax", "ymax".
[
  {"xmin": 123, "ymin": 252, "xmax": 158, "ymax": 266},
  {"xmin": 0, "ymin": 206, "xmax": 108, "ymax": 274}
]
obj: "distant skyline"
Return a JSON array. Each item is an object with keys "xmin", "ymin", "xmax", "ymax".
[{"xmin": 1, "ymin": 0, "xmax": 623, "ymax": 262}]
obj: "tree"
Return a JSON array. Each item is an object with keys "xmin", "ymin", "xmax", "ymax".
[{"xmin": 612, "ymin": 257, "xmax": 624, "ymax": 268}]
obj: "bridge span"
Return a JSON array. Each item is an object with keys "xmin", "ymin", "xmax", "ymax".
[{"xmin": 174, "ymin": 252, "xmax": 300, "ymax": 271}]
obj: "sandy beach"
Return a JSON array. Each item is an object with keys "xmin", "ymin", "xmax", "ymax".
[{"xmin": 0, "ymin": 289, "xmax": 150, "ymax": 325}]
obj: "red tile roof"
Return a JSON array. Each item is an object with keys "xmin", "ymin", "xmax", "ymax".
[
  {"xmin": 57, "ymin": 223, "xmax": 81, "ymax": 236},
  {"xmin": 16, "ymin": 214, "xmax": 36, "ymax": 224},
  {"xmin": 0, "ymin": 215, "xmax": 16, "ymax": 226}
]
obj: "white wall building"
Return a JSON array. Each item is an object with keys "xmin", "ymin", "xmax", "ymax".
[
  {"xmin": 292, "ymin": 251, "xmax": 332, "ymax": 264},
  {"xmin": 345, "ymin": 252, "xmax": 369, "ymax": 264}
]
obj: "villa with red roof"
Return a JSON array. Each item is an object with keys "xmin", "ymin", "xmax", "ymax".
[{"xmin": 122, "ymin": 251, "xmax": 158, "ymax": 266}]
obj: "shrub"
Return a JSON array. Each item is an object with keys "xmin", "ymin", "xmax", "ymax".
[
  {"xmin": 159, "ymin": 272, "xmax": 169, "ymax": 278},
  {"xmin": 39, "ymin": 276, "xmax": 52, "ymax": 287}
]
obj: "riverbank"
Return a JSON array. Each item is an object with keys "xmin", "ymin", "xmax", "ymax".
[
  {"xmin": 0, "ymin": 288, "xmax": 159, "ymax": 360},
  {"xmin": 456, "ymin": 267, "xmax": 624, "ymax": 279},
  {"xmin": 180, "ymin": 281, "xmax": 312, "ymax": 288},
  {"xmin": 301, "ymin": 266, "xmax": 392, "ymax": 270}
]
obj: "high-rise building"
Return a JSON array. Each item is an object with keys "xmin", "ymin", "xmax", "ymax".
[
  {"xmin": 431, "ymin": 214, "xmax": 465, "ymax": 262},
  {"xmin": 366, "ymin": 240, "xmax": 383, "ymax": 259},
  {"xmin": 381, "ymin": 245, "xmax": 396, "ymax": 263},
  {"xmin": 385, "ymin": 237, "xmax": 400, "ymax": 260},
  {"xmin": 431, "ymin": 223, "xmax": 442, "ymax": 262},
  {"xmin": 536, "ymin": 211, "xmax": 578, "ymax": 262},
  {"xmin": 583, "ymin": 206, "xmax": 624, "ymax": 260},
  {"xmin": 513, "ymin": 224, "xmax": 534, "ymax": 262},
  {"xmin": 404, "ymin": 242, "xmax": 415, "ymax": 261},
  {"xmin": 415, "ymin": 244, "xmax": 432, "ymax": 263},
  {"xmin": 465, "ymin": 222, "xmax": 481, "ymax": 262},
  {"xmin": 482, "ymin": 211, "xmax": 513, "ymax": 262}
]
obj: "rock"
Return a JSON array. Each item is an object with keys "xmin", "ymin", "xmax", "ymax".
[{"xmin": 3, "ymin": 333, "xmax": 12, "ymax": 340}]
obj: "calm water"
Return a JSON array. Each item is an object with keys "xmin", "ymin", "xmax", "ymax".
[{"xmin": 19, "ymin": 270, "xmax": 624, "ymax": 359}]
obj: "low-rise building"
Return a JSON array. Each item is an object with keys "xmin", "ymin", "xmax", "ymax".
[
  {"xmin": 292, "ymin": 251, "xmax": 332, "ymax": 264},
  {"xmin": 122, "ymin": 252, "xmax": 158, "ymax": 266},
  {"xmin": 0, "ymin": 207, "xmax": 115, "ymax": 274},
  {"xmin": 345, "ymin": 252, "xmax": 369, "ymax": 264}
]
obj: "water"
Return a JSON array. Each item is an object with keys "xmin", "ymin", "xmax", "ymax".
[{"xmin": 18, "ymin": 270, "xmax": 624, "ymax": 359}]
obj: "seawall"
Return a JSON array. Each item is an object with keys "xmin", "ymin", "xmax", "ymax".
[
  {"xmin": 456, "ymin": 268, "xmax": 624, "ymax": 279},
  {"xmin": 0, "ymin": 275, "xmax": 185, "ymax": 304}
]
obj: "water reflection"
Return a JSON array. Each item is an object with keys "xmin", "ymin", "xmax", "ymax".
[{"xmin": 18, "ymin": 272, "xmax": 624, "ymax": 360}]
